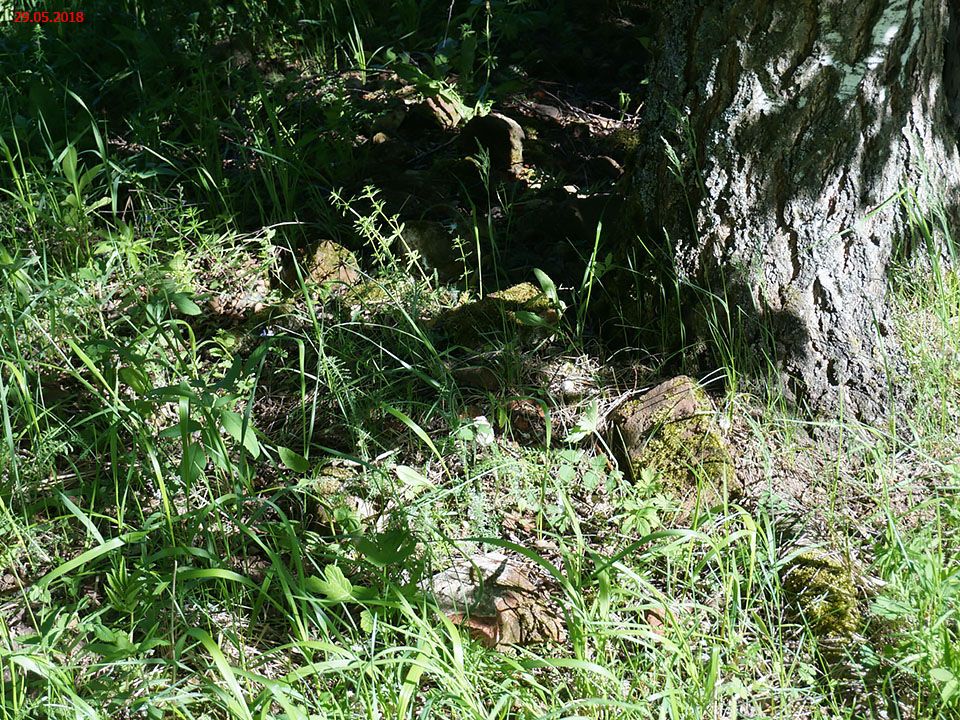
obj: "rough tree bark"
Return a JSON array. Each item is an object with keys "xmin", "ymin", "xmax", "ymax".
[{"xmin": 632, "ymin": 0, "xmax": 960, "ymax": 419}]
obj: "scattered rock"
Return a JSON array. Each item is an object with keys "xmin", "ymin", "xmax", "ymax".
[
  {"xmin": 583, "ymin": 155, "xmax": 624, "ymax": 181},
  {"xmin": 541, "ymin": 357, "xmax": 601, "ymax": 402},
  {"xmin": 372, "ymin": 105, "xmax": 408, "ymax": 134},
  {"xmin": 427, "ymin": 96, "xmax": 463, "ymax": 129},
  {"xmin": 0, "ymin": 572, "xmax": 18, "ymax": 592},
  {"xmin": 461, "ymin": 112, "xmax": 525, "ymax": 172},
  {"xmin": 427, "ymin": 552, "xmax": 567, "ymax": 649},
  {"xmin": 642, "ymin": 606, "xmax": 676, "ymax": 637},
  {"xmin": 209, "ymin": 270, "xmax": 272, "ymax": 322},
  {"xmin": 401, "ymin": 220, "xmax": 468, "ymax": 283},
  {"xmin": 451, "ymin": 364, "xmax": 502, "ymax": 391},
  {"xmin": 401, "ymin": 95, "xmax": 462, "ymax": 134},
  {"xmin": 608, "ymin": 376, "xmax": 739, "ymax": 519},
  {"xmin": 434, "ymin": 282, "xmax": 559, "ymax": 349},
  {"xmin": 528, "ymin": 103, "xmax": 563, "ymax": 125},
  {"xmin": 208, "ymin": 289, "xmax": 269, "ymax": 321},
  {"xmin": 280, "ymin": 240, "xmax": 360, "ymax": 293}
]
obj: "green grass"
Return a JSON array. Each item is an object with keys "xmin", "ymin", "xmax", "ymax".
[{"xmin": 1, "ymin": 3, "xmax": 960, "ymax": 719}]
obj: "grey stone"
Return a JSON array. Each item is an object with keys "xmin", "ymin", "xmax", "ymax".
[{"xmin": 462, "ymin": 112, "xmax": 525, "ymax": 172}]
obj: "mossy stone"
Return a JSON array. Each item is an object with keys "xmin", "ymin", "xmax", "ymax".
[
  {"xmin": 781, "ymin": 549, "xmax": 860, "ymax": 638},
  {"xmin": 602, "ymin": 127, "xmax": 640, "ymax": 157},
  {"xmin": 280, "ymin": 240, "xmax": 359, "ymax": 293},
  {"xmin": 401, "ymin": 220, "xmax": 467, "ymax": 283},
  {"xmin": 340, "ymin": 281, "xmax": 394, "ymax": 317},
  {"xmin": 608, "ymin": 376, "xmax": 738, "ymax": 519},
  {"xmin": 435, "ymin": 283, "xmax": 559, "ymax": 349}
]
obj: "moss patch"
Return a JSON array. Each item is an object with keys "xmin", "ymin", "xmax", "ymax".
[
  {"xmin": 609, "ymin": 376, "xmax": 737, "ymax": 519},
  {"xmin": 781, "ymin": 549, "xmax": 860, "ymax": 638},
  {"xmin": 337, "ymin": 280, "xmax": 399, "ymax": 321},
  {"xmin": 434, "ymin": 283, "xmax": 559, "ymax": 349}
]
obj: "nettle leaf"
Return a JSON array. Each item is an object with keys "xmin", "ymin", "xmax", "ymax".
[
  {"xmin": 355, "ymin": 527, "xmax": 416, "ymax": 567},
  {"xmin": 220, "ymin": 409, "xmax": 261, "ymax": 458},
  {"xmin": 564, "ymin": 399, "xmax": 599, "ymax": 443},
  {"xmin": 557, "ymin": 462, "xmax": 577, "ymax": 484},
  {"xmin": 308, "ymin": 565, "xmax": 354, "ymax": 603},
  {"xmin": 278, "ymin": 447, "xmax": 310, "ymax": 473}
]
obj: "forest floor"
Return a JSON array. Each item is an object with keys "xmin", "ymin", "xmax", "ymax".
[{"xmin": 1, "ymin": 3, "xmax": 959, "ymax": 720}]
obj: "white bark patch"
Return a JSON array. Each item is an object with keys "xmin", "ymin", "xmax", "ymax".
[
  {"xmin": 825, "ymin": 0, "xmax": 913, "ymax": 101},
  {"xmin": 731, "ymin": 76, "xmax": 778, "ymax": 132}
]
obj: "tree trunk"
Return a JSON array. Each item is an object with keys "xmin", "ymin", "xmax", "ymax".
[{"xmin": 632, "ymin": 0, "xmax": 960, "ymax": 419}]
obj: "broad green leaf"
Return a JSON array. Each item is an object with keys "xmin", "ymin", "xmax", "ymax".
[
  {"xmin": 86, "ymin": 196, "xmax": 111, "ymax": 211},
  {"xmin": 564, "ymin": 399, "xmax": 599, "ymax": 443},
  {"xmin": 177, "ymin": 568, "xmax": 255, "ymax": 586},
  {"xmin": 171, "ymin": 292, "xmax": 202, "ymax": 316},
  {"xmin": 146, "ymin": 382, "xmax": 198, "ymax": 401},
  {"xmin": 180, "ymin": 441, "xmax": 207, "ymax": 483},
  {"xmin": 931, "ymin": 667, "xmax": 956, "ymax": 683},
  {"xmin": 78, "ymin": 163, "xmax": 103, "ymax": 192},
  {"xmin": 514, "ymin": 310, "xmax": 555, "ymax": 329},
  {"xmin": 37, "ymin": 536, "xmax": 126, "ymax": 588},
  {"xmin": 932, "ymin": 668, "xmax": 959, "ymax": 703},
  {"xmin": 119, "ymin": 366, "xmax": 151, "ymax": 393},
  {"xmin": 159, "ymin": 419, "xmax": 203, "ymax": 438},
  {"xmin": 220, "ymin": 409, "xmax": 260, "ymax": 458},
  {"xmin": 61, "ymin": 145, "xmax": 78, "ymax": 185},
  {"xmin": 533, "ymin": 267, "xmax": 558, "ymax": 304},
  {"xmin": 278, "ymin": 446, "xmax": 309, "ymax": 473},
  {"xmin": 395, "ymin": 464, "xmax": 433, "ymax": 491}
]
